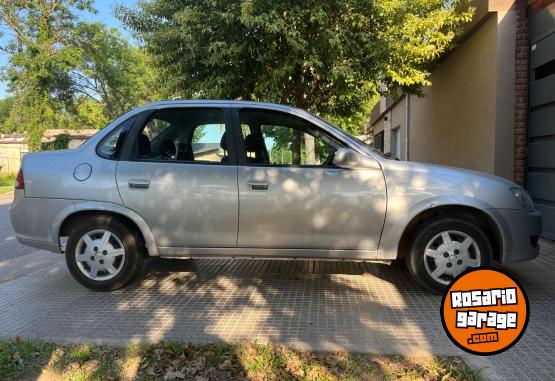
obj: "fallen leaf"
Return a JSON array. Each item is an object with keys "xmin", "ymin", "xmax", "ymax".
[{"xmin": 82, "ymin": 359, "xmax": 99, "ymax": 372}]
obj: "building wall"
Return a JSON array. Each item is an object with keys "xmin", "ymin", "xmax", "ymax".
[
  {"xmin": 390, "ymin": 96, "xmax": 407, "ymax": 159},
  {"xmin": 409, "ymin": 14, "xmax": 499, "ymax": 174},
  {"xmin": 371, "ymin": 2, "xmax": 521, "ymax": 180},
  {"xmin": 0, "ymin": 143, "xmax": 28, "ymax": 174}
]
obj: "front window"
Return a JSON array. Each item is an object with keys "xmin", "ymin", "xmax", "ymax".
[
  {"xmin": 136, "ymin": 108, "xmax": 228, "ymax": 164},
  {"xmin": 239, "ymin": 109, "xmax": 344, "ymax": 166}
]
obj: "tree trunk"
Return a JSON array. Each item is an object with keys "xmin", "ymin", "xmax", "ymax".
[
  {"xmin": 292, "ymin": 66, "xmax": 315, "ymax": 165},
  {"xmin": 304, "ymin": 134, "xmax": 316, "ymax": 165},
  {"xmin": 292, "ymin": 129, "xmax": 302, "ymax": 165}
]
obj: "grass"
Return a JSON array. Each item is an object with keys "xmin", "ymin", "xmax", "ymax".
[
  {"xmin": 0, "ymin": 338, "xmax": 482, "ymax": 381},
  {"xmin": 0, "ymin": 173, "xmax": 15, "ymax": 194}
]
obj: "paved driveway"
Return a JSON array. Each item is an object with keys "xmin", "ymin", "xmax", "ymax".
[
  {"xmin": 0, "ymin": 201, "xmax": 552, "ymax": 380},
  {"xmin": 0, "ymin": 194, "xmax": 34, "ymax": 260}
]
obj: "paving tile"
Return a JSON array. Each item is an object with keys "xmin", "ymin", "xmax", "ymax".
[{"xmin": 0, "ymin": 241, "xmax": 553, "ymax": 380}]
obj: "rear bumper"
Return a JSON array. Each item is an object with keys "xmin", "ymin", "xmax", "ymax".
[
  {"xmin": 15, "ymin": 237, "xmax": 61, "ymax": 252},
  {"xmin": 9, "ymin": 190, "xmax": 72, "ymax": 253},
  {"xmin": 487, "ymin": 208, "xmax": 542, "ymax": 264}
]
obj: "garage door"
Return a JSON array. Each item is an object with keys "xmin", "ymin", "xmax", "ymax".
[{"xmin": 528, "ymin": 3, "xmax": 555, "ymax": 239}]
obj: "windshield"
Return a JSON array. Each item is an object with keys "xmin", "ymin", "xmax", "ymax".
[{"xmin": 306, "ymin": 111, "xmax": 387, "ymax": 158}]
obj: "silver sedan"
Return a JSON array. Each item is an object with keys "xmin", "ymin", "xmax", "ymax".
[{"xmin": 9, "ymin": 101, "xmax": 542, "ymax": 292}]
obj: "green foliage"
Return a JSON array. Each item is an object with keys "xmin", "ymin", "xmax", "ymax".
[
  {"xmin": 0, "ymin": 0, "xmax": 474, "ymax": 146},
  {"xmin": 0, "ymin": 173, "xmax": 16, "ymax": 194},
  {"xmin": 0, "ymin": 1, "xmax": 158, "ymax": 148},
  {"xmin": 0, "ymin": 338, "xmax": 56, "ymax": 380},
  {"xmin": 376, "ymin": 0, "xmax": 474, "ymax": 94},
  {"xmin": 0, "ymin": 0, "xmax": 94, "ymax": 150},
  {"xmin": 5, "ymin": 92, "xmax": 59, "ymax": 150},
  {"xmin": 71, "ymin": 22, "xmax": 159, "ymax": 119},
  {"xmin": 41, "ymin": 133, "xmax": 70, "ymax": 151},
  {"xmin": 0, "ymin": 96, "xmax": 15, "ymax": 132},
  {"xmin": 67, "ymin": 97, "xmax": 110, "ymax": 130},
  {"xmin": 118, "ymin": 1, "xmax": 379, "ymax": 116},
  {"xmin": 118, "ymin": 0, "xmax": 473, "ymax": 135},
  {"xmin": 0, "ymin": 338, "xmax": 482, "ymax": 381}
]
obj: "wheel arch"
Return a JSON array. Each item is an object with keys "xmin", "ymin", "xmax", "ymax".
[
  {"xmin": 56, "ymin": 202, "xmax": 159, "ymax": 257},
  {"xmin": 395, "ymin": 204, "xmax": 503, "ymax": 262}
]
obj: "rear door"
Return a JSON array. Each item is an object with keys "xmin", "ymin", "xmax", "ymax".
[
  {"xmin": 234, "ymin": 108, "xmax": 387, "ymax": 252},
  {"xmin": 116, "ymin": 106, "xmax": 239, "ymax": 248}
]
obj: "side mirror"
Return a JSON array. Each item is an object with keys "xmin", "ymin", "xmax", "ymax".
[{"xmin": 333, "ymin": 148, "xmax": 361, "ymax": 169}]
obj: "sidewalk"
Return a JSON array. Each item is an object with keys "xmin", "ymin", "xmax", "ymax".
[
  {"xmin": 0, "ymin": 250, "xmax": 63, "ymax": 284},
  {"xmin": 0, "ymin": 241, "xmax": 553, "ymax": 380}
]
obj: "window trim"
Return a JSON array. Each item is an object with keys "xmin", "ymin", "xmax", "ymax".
[
  {"xmin": 232, "ymin": 107, "xmax": 346, "ymax": 168},
  {"xmin": 95, "ymin": 115, "xmax": 137, "ymax": 160},
  {"xmin": 119, "ymin": 107, "xmax": 236, "ymax": 166}
]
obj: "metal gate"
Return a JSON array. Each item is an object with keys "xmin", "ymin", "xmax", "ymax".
[{"xmin": 528, "ymin": 3, "xmax": 555, "ymax": 240}]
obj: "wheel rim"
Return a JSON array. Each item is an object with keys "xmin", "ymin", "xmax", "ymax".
[
  {"xmin": 75, "ymin": 229, "xmax": 126, "ymax": 281},
  {"xmin": 423, "ymin": 230, "xmax": 481, "ymax": 286}
]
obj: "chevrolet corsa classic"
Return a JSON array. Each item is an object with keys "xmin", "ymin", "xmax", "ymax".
[{"xmin": 9, "ymin": 101, "xmax": 542, "ymax": 292}]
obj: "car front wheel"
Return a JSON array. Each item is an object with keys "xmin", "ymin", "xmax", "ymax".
[
  {"xmin": 65, "ymin": 216, "xmax": 144, "ymax": 291},
  {"xmin": 407, "ymin": 217, "xmax": 492, "ymax": 293}
]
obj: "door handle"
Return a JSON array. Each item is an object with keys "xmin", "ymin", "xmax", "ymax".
[
  {"xmin": 128, "ymin": 179, "xmax": 150, "ymax": 190},
  {"xmin": 248, "ymin": 182, "xmax": 269, "ymax": 191}
]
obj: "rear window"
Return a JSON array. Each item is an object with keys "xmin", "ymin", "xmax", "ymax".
[{"xmin": 96, "ymin": 117, "xmax": 135, "ymax": 159}]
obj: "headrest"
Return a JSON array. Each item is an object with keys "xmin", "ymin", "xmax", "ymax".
[
  {"xmin": 244, "ymin": 134, "xmax": 263, "ymax": 152},
  {"xmin": 220, "ymin": 132, "xmax": 228, "ymax": 150},
  {"xmin": 160, "ymin": 139, "xmax": 176, "ymax": 157},
  {"xmin": 138, "ymin": 134, "xmax": 151, "ymax": 156}
]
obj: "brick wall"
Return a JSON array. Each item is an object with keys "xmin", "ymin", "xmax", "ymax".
[{"xmin": 514, "ymin": 0, "xmax": 529, "ymax": 186}]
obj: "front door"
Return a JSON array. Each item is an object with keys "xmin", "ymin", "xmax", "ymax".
[
  {"xmin": 116, "ymin": 107, "xmax": 238, "ymax": 248},
  {"xmin": 235, "ymin": 108, "xmax": 386, "ymax": 252}
]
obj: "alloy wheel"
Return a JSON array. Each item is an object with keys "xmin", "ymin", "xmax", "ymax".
[
  {"xmin": 75, "ymin": 229, "xmax": 126, "ymax": 281},
  {"xmin": 423, "ymin": 230, "xmax": 481, "ymax": 285}
]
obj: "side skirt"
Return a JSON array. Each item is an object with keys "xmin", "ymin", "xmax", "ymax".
[{"xmin": 157, "ymin": 247, "xmax": 389, "ymax": 261}]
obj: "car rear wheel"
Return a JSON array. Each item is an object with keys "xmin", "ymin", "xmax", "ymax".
[
  {"xmin": 65, "ymin": 216, "xmax": 144, "ymax": 291},
  {"xmin": 407, "ymin": 217, "xmax": 492, "ymax": 293}
]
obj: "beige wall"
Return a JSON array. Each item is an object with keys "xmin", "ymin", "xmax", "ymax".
[
  {"xmin": 0, "ymin": 143, "xmax": 28, "ymax": 174},
  {"xmin": 390, "ymin": 96, "xmax": 407, "ymax": 159},
  {"xmin": 372, "ymin": 96, "xmax": 407, "ymax": 159},
  {"xmin": 372, "ymin": 2, "xmax": 518, "ymax": 179},
  {"xmin": 409, "ymin": 14, "xmax": 498, "ymax": 174}
]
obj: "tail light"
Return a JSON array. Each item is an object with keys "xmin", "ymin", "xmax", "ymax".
[{"xmin": 15, "ymin": 169, "xmax": 24, "ymax": 189}]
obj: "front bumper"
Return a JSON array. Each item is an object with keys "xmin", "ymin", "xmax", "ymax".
[{"xmin": 487, "ymin": 208, "xmax": 542, "ymax": 264}]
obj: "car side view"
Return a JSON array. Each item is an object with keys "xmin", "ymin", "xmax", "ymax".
[{"xmin": 9, "ymin": 101, "xmax": 542, "ymax": 292}]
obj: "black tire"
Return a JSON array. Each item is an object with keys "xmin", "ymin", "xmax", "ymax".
[
  {"xmin": 65, "ymin": 215, "xmax": 144, "ymax": 291},
  {"xmin": 407, "ymin": 217, "xmax": 492, "ymax": 293}
]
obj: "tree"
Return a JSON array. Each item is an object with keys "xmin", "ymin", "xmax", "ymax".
[
  {"xmin": 0, "ymin": 96, "xmax": 15, "ymax": 133},
  {"xmin": 0, "ymin": 0, "xmax": 94, "ymax": 150},
  {"xmin": 377, "ymin": 0, "xmax": 474, "ymax": 93},
  {"xmin": 65, "ymin": 97, "xmax": 109, "ymax": 130},
  {"xmin": 118, "ymin": 0, "xmax": 473, "ymax": 134},
  {"xmin": 71, "ymin": 23, "xmax": 158, "ymax": 120}
]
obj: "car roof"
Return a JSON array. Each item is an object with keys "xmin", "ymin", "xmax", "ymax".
[{"xmin": 140, "ymin": 100, "xmax": 303, "ymax": 113}]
